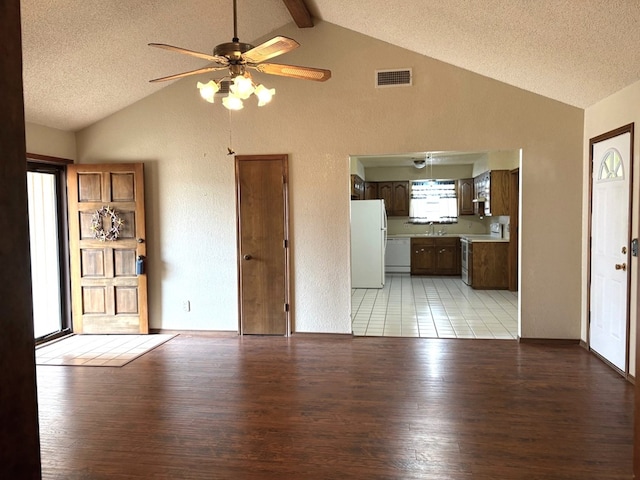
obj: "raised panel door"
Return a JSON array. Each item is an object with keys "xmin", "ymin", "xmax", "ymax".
[
  {"xmin": 392, "ymin": 182, "xmax": 409, "ymax": 216},
  {"xmin": 411, "ymin": 239, "xmax": 435, "ymax": 275},
  {"xmin": 364, "ymin": 182, "xmax": 378, "ymax": 200},
  {"xmin": 435, "ymin": 245, "xmax": 457, "ymax": 274},
  {"xmin": 458, "ymin": 178, "xmax": 474, "ymax": 215},
  {"xmin": 378, "ymin": 182, "xmax": 393, "ymax": 215},
  {"xmin": 67, "ymin": 163, "xmax": 148, "ymax": 334}
]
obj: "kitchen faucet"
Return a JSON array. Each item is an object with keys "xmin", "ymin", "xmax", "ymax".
[{"xmin": 428, "ymin": 222, "xmax": 435, "ymax": 235}]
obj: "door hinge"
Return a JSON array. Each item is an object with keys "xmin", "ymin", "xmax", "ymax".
[
  {"xmin": 284, "ymin": 303, "xmax": 290, "ymax": 312},
  {"xmin": 284, "ymin": 239, "xmax": 288, "ymax": 248}
]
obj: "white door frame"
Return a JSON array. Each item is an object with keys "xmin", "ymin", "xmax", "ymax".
[{"xmin": 588, "ymin": 123, "xmax": 634, "ymax": 374}]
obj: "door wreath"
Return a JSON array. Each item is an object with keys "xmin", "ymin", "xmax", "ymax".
[{"xmin": 91, "ymin": 205, "xmax": 124, "ymax": 241}]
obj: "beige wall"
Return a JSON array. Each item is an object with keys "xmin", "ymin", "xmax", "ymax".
[
  {"xmin": 75, "ymin": 21, "xmax": 584, "ymax": 337},
  {"xmin": 584, "ymin": 79, "xmax": 640, "ymax": 375},
  {"xmin": 25, "ymin": 122, "xmax": 76, "ymax": 160}
]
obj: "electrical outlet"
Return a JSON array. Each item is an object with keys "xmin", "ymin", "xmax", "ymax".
[{"xmin": 182, "ymin": 300, "xmax": 190, "ymax": 312}]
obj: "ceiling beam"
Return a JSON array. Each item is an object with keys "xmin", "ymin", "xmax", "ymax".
[{"xmin": 282, "ymin": 0, "xmax": 314, "ymax": 28}]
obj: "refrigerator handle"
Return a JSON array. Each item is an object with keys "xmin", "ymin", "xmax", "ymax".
[
  {"xmin": 382, "ymin": 201, "xmax": 388, "ymax": 231},
  {"xmin": 382, "ymin": 204, "xmax": 388, "ymax": 249}
]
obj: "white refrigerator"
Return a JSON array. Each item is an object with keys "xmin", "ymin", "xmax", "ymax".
[{"xmin": 350, "ymin": 199, "xmax": 387, "ymax": 288}]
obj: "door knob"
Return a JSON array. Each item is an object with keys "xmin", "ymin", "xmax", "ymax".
[
  {"xmin": 243, "ymin": 254, "xmax": 252, "ymax": 261},
  {"xmin": 615, "ymin": 263, "xmax": 627, "ymax": 271}
]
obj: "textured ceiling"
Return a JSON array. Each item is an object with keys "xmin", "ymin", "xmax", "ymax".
[{"xmin": 20, "ymin": 0, "xmax": 640, "ymax": 132}]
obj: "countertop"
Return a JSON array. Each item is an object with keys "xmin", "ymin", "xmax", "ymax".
[{"xmin": 387, "ymin": 233, "xmax": 509, "ymax": 243}]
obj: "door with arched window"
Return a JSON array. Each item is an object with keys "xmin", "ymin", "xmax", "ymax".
[{"xmin": 589, "ymin": 124, "xmax": 634, "ymax": 373}]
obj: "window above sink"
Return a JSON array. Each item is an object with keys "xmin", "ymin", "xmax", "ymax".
[{"xmin": 408, "ymin": 179, "xmax": 458, "ymax": 224}]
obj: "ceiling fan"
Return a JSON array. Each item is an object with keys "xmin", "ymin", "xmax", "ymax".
[{"xmin": 148, "ymin": 0, "xmax": 331, "ymax": 91}]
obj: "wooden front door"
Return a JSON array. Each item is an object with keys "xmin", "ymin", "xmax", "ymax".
[
  {"xmin": 67, "ymin": 163, "xmax": 148, "ymax": 334},
  {"xmin": 235, "ymin": 155, "xmax": 290, "ymax": 335}
]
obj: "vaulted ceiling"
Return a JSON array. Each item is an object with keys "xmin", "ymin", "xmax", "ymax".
[{"xmin": 20, "ymin": 0, "xmax": 640, "ymax": 132}]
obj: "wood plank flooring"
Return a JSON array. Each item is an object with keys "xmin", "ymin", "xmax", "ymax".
[{"xmin": 37, "ymin": 334, "xmax": 633, "ymax": 479}]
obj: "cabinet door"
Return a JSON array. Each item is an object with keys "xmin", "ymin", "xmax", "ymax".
[
  {"xmin": 457, "ymin": 178, "xmax": 474, "ymax": 216},
  {"xmin": 392, "ymin": 181, "xmax": 409, "ymax": 216},
  {"xmin": 411, "ymin": 239, "xmax": 435, "ymax": 274},
  {"xmin": 434, "ymin": 238, "xmax": 458, "ymax": 275},
  {"xmin": 487, "ymin": 170, "xmax": 510, "ymax": 216},
  {"xmin": 378, "ymin": 182, "xmax": 393, "ymax": 215},
  {"xmin": 435, "ymin": 245, "xmax": 457, "ymax": 274},
  {"xmin": 471, "ymin": 242, "xmax": 508, "ymax": 289},
  {"xmin": 473, "ymin": 175, "xmax": 483, "ymax": 215},
  {"xmin": 364, "ymin": 182, "xmax": 378, "ymax": 200}
]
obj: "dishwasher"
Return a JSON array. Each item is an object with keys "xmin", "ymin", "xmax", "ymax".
[{"xmin": 385, "ymin": 237, "xmax": 411, "ymax": 273}]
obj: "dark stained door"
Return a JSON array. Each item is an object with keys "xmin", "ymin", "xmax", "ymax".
[
  {"xmin": 67, "ymin": 163, "xmax": 148, "ymax": 333},
  {"xmin": 235, "ymin": 155, "xmax": 290, "ymax": 335}
]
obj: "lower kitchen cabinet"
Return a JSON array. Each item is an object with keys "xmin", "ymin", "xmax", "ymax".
[
  {"xmin": 411, "ymin": 237, "xmax": 460, "ymax": 275},
  {"xmin": 469, "ymin": 242, "xmax": 508, "ymax": 289}
]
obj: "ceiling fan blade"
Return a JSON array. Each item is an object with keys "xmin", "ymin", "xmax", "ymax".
[
  {"xmin": 148, "ymin": 43, "xmax": 228, "ymax": 64},
  {"xmin": 242, "ymin": 36, "xmax": 300, "ymax": 64},
  {"xmin": 254, "ymin": 63, "xmax": 331, "ymax": 82},
  {"xmin": 149, "ymin": 66, "xmax": 227, "ymax": 83}
]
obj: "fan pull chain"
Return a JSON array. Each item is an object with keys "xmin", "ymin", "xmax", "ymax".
[{"xmin": 227, "ymin": 109, "xmax": 235, "ymax": 156}]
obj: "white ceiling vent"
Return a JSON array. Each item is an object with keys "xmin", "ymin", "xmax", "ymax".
[{"xmin": 375, "ymin": 68, "xmax": 412, "ymax": 88}]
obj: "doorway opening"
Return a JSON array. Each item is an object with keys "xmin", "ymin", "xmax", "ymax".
[
  {"xmin": 349, "ymin": 149, "xmax": 522, "ymax": 339},
  {"xmin": 27, "ymin": 160, "xmax": 71, "ymax": 343}
]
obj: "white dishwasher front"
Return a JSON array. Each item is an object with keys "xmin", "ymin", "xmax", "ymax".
[{"xmin": 385, "ymin": 238, "xmax": 411, "ymax": 273}]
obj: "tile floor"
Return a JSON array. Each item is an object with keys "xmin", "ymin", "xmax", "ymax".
[
  {"xmin": 351, "ymin": 274, "xmax": 518, "ymax": 339},
  {"xmin": 36, "ymin": 334, "xmax": 176, "ymax": 366}
]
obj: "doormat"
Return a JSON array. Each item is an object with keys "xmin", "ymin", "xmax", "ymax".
[{"xmin": 35, "ymin": 334, "xmax": 176, "ymax": 367}]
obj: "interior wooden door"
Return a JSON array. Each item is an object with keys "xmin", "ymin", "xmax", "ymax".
[
  {"xmin": 67, "ymin": 163, "xmax": 148, "ymax": 334},
  {"xmin": 235, "ymin": 155, "xmax": 290, "ymax": 335}
]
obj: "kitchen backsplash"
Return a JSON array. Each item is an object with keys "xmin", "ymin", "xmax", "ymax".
[{"xmin": 388, "ymin": 216, "xmax": 510, "ymax": 236}]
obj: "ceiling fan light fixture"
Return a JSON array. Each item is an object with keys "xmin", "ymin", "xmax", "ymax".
[
  {"xmin": 413, "ymin": 159, "xmax": 426, "ymax": 169},
  {"xmin": 222, "ymin": 94, "xmax": 244, "ymax": 110},
  {"xmin": 230, "ymin": 74, "xmax": 255, "ymax": 99},
  {"xmin": 254, "ymin": 84, "xmax": 275, "ymax": 106},
  {"xmin": 197, "ymin": 80, "xmax": 219, "ymax": 103}
]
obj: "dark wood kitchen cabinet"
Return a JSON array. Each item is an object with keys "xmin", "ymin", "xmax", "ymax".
[
  {"xmin": 469, "ymin": 242, "xmax": 508, "ymax": 289},
  {"xmin": 473, "ymin": 170, "xmax": 509, "ymax": 216},
  {"xmin": 378, "ymin": 181, "xmax": 409, "ymax": 216},
  {"xmin": 411, "ymin": 237, "xmax": 459, "ymax": 275},
  {"xmin": 350, "ymin": 174, "xmax": 364, "ymax": 200},
  {"xmin": 457, "ymin": 178, "xmax": 474, "ymax": 216},
  {"xmin": 411, "ymin": 238, "xmax": 436, "ymax": 274},
  {"xmin": 364, "ymin": 182, "xmax": 378, "ymax": 200}
]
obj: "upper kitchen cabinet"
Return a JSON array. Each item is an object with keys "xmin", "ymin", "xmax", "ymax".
[
  {"xmin": 378, "ymin": 181, "xmax": 409, "ymax": 216},
  {"xmin": 350, "ymin": 174, "xmax": 364, "ymax": 200},
  {"xmin": 474, "ymin": 170, "xmax": 509, "ymax": 216},
  {"xmin": 364, "ymin": 182, "xmax": 378, "ymax": 200},
  {"xmin": 457, "ymin": 178, "xmax": 474, "ymax": 216}
]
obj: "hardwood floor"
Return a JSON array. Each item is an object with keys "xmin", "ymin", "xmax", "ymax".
[{"xmin": 37, "ymin": 334, "xmax": 633, "ymax": 479}]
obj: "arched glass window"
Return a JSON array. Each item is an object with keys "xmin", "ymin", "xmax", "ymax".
[{"xmin": 598, "ymin": 148, "xmax": 624, "ymax": 181}]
